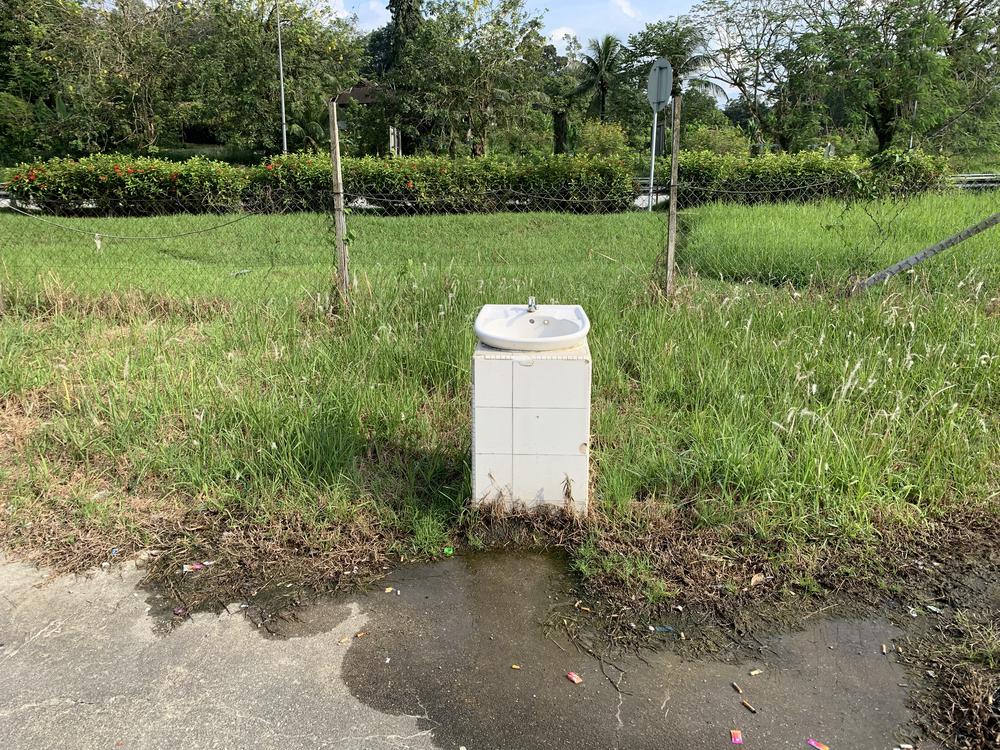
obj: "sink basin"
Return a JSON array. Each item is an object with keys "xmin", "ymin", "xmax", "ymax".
[{"xmin": 474, "ymin": 303, "xmax": 590, "ymax": 351}]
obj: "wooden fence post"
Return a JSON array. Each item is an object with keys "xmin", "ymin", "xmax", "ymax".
[
  {"xmin": 665, "ymin": 92, "xmax": 682, "ymax": 296},
  {"xmin": 328, "ymin": 98, "xmax": 349, "ymax": 309}
]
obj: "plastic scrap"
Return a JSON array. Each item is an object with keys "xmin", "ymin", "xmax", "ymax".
[
  {"xmin": 384, "ymin": 587, "xmax": 394, "ymax": 593},
  {"xmin": 926, "ymin": 604, "xmax": 943, "ymax": 614},
  {"xmin": 654, "ymin": 625, "xmax": 674, "ymax": 633},
  {"xmin": 749, "ymin": 668, "xmax": 763, "ymax": 676},
  {"xmin": 731, "ymin": 729, "xmax": 744, "ymax": 745},
  {"xmin": 807, "ymin": 740, "xmax": 829, "ymax": 750},
  {"xmin": 511, "ymin": 664, "xmax": 521, "ymax": 670},
  {"xmin": 355, "ymin": 631, "xmax": 369, "ymax": 639},
  {"xmin": 182, "ymin": 560, "xmax": 216, "ymax": 573},
  {"xmin": 443, "ymin": 546, "xmax": 454, "ymax": 556},
  {"xmin": 566, "ymin": 672, "xmax": 583, "ymax": 685}
]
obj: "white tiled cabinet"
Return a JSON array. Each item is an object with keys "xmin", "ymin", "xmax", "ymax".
[{"xmin": 471, "ymin": 342, "xmax": 591, "ymax": 514}]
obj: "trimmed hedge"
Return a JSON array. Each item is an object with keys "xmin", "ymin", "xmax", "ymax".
[
  {"xmin": 5, "ymin": 154, "xmax": 248, "ymax": 216},
  {"xmin": 10, "ymin": 153, "xmax": 637, "ymax": 216},
  {"xmin": 8, "ymin": 149, "xmax": 948, "ymax": 216},
  {"xmin": 655, "ymin": 149, "xmax": 949, "ymax": 207},
  {"xmin": 247, "ymin": 153, "xmax": 637, "ymax": 214}
]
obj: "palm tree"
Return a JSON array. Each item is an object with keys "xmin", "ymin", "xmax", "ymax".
[
  {"xmin": 576, "ymin": 35, "xmax": 625, "ymax": 122},
  {"xmin": 627, "ymin": 17, "xmax": 724, "ymax": 99}
]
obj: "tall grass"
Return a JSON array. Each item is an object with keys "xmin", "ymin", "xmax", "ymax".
[{"xmin": 0, "ymin": 195, "xmax": 997, "ymax": 587}]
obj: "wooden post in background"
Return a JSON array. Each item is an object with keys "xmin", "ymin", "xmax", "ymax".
[
  {"xmin": 665, "ymin": 93, "xmax": 682, "ymax": 295},
  {"xmin": 329, "ymin": 98, "xmax": 349, "ymax": 309}
]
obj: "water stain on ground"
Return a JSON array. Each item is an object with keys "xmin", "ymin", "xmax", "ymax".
[{"xmin": 334, "ymin": 552, "xmax": 930, "ymax": 750}]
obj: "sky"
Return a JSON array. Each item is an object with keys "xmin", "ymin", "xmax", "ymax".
[{"xmin": 338, "ymin": 0, "xmax": 698, "ymax": 49}]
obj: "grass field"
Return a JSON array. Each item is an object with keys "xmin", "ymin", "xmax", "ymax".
[{"xmin": 0, "ymin": 192, "xmax": 997, "ymax": 612}]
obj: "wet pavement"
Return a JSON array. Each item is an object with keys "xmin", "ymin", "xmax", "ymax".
[{"xmin": 0, "ymin": 552, "xmax": 935, "ymax": 749}]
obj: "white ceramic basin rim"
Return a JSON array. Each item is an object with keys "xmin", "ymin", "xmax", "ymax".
[{"xmin": 474, "ymin": 303, "xmax": 590, "ymax": 351}]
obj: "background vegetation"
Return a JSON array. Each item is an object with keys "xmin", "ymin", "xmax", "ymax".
[{"xmin": 1, "ymin": 0, "xmax": 997, "ymax": 168}]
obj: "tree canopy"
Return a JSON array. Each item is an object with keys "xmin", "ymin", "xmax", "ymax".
[{"xmin": 1, "ymin": 0, "xmax": 997, "ymax": 163}]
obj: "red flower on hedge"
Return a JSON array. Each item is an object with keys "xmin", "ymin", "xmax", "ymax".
[
  {"xmin": 113, "ymin": 164, "xmax": 121, "ymax": 174},
  {"xmin": 406, "ymin": 180, "xmax": 414, "ymax": 189},
  {"xmin": 265, "ymin": 163, "xmax": 274, "ymax": 171},
  {"xmin": 169, "ymin": 173, "xmax": 178, "ymax": 182}
]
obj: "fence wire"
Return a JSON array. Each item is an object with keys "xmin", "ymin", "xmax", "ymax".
[{"xmin": 1, "ymin": 177, "xmax": 996, "ymax": 315}]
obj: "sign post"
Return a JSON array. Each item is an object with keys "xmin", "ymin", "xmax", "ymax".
[{"xmin": 645, "ymin": 57, "xmax": 672, "ymax": 211}]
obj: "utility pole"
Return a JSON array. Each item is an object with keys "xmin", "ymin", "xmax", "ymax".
[{"xmin": 276, "ymin": 0, "xmax": 288, "ymax": 154}]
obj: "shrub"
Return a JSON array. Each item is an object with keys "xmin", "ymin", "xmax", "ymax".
[
  {"xmin": 868, "ymin": 148, "xmax": 949, "ymax": 196},
  {"xmin": 248, "ymin": 153, "xmax": 637, "ymax": 214},
  {"xmin": 576, "ymin": 120, "xmax": 631, "ymax": 159},
  {"xmin": 7, "ymin": 154, "xmax": 247, "ymax": 216},
  {"xmin": 682, "ymin": 124, "xmax": 749, "ymax": 156},
  {"xmin": 10, "ymin": 152, "xmax": 636, "ymax": 215},
  {"xmin": 655, "ymin": 150, "xmax": 946, "ymax": 207}
]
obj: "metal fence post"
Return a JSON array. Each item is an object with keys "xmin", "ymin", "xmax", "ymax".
[
  {"xmin": 665, "ymin": 92, "xmax": 682, "ymax": 295},
  {"xmin": 329, "ymin": 98, "xmax": 349, "ymax": 309}
]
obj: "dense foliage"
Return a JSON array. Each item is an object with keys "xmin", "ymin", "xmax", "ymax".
[
  {"xmin": 8, "ymin": 149, "xmax": 951, "ymax": 216},
  {"xmin": 0, "ymin": 0, "xmax": 996, "ymax": 166},
  {"xmin": 8, "ymin": 153, "xmax": 638, "ymax": 215},
  {"xmin": 657, "ymin": 149, "xmax": 948, "ymax": 205}
]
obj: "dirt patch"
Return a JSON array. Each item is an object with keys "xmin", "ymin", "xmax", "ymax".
[{"xmin": 0, "ymin": 394, "xmax": 47, "ymax": 459}]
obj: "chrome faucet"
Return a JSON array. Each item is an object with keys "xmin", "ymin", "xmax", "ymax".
[{"xmin": 527, "ymin": 296, "xmax": 537, "ymax": 312}]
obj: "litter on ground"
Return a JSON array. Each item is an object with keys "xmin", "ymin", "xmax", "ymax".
[
  {"xmin": 566, "ymin": 672, "xmax": 583, "ymax": 685},
  {"xmin": 741, "ymin": 699, "xmax": 757, "ymax": 714},
  {"xmin": 807, "ymin": 739, "xmax": 829, "ymax": 750},
  {"xmin": 749, "ymin": 668, "xmax": 763, "ymax": 676},
  {"xmin": 730, "ymin": 729, "xmax": 744, "ymax": 744}
]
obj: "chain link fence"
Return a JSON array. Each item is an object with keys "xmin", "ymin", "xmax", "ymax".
[{"xmin": 1, "ymin": 172, "xmax": 996, "ymax": 316}]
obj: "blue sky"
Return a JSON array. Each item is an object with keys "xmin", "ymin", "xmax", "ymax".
[{"xmin": 342, "ymin": 0, "xmax": 698, "ymax": 48}]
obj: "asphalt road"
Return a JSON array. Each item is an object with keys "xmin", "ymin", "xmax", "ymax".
[{"xmin": 0, "ymin": 553, "xmax": 934, "ymax": 750}]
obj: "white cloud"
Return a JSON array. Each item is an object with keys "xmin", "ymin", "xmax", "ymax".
[
  {"xmin": 547, "ymin": 25, "xmax": 577, "ymax": 51},
  {"xmin": 364, "ymin": 0, "xmax": 391, "ymax": 28},
  {"xmin": 611, "ymin": 0, "xmax": 639, "ymax": 19},
  {"xmin": 323, "ymin": 0, "xmax": 349, "ymax": 19}
]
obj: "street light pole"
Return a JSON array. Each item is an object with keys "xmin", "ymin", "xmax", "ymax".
[{"xmin": 276, "ymin": 0, "xmax": 288, "ymax": 154}]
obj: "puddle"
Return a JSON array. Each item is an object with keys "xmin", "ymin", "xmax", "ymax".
[{"xmin": 335, "ymin": 552, "xmax": 930, "ymax": 750}]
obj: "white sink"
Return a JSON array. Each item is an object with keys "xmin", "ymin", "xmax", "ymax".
[{"xmin": 474, "ymin": 302, "xmax": 590, "ymax": 351}]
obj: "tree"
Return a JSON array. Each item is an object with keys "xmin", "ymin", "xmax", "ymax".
[
  {"xmin": 694, "ymin": 0, "xmax": 811, "ymax": 150},
  {"xmin": 386, "ymin": 0, "xmax": 546, "ymax": 155},
  {"xmin": 540, "ymin": 36, "xmax": 583, "ymax": 154},
  {"xmin": 626, "ymin": 17, "xmax": 726, "ymax": 157},
  {"xmin": 626, "ymin": 17, "xmax": 723, "ymax": 99},
  {"xmin": 388, "ymin": 0, "xmax": 423, "ymax": 69},
  {"xmin": 576, "ymin": 35, "xmax": 625, "ymax": 122}
]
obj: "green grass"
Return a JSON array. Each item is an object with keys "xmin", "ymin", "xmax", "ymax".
[
  {"xmin": 1, "ymin": 194, "xmax": 998, "ymax": 606},
  {"xmin": 680, "ymin": 191, "xmax": 1000, "ymax": 287}
]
